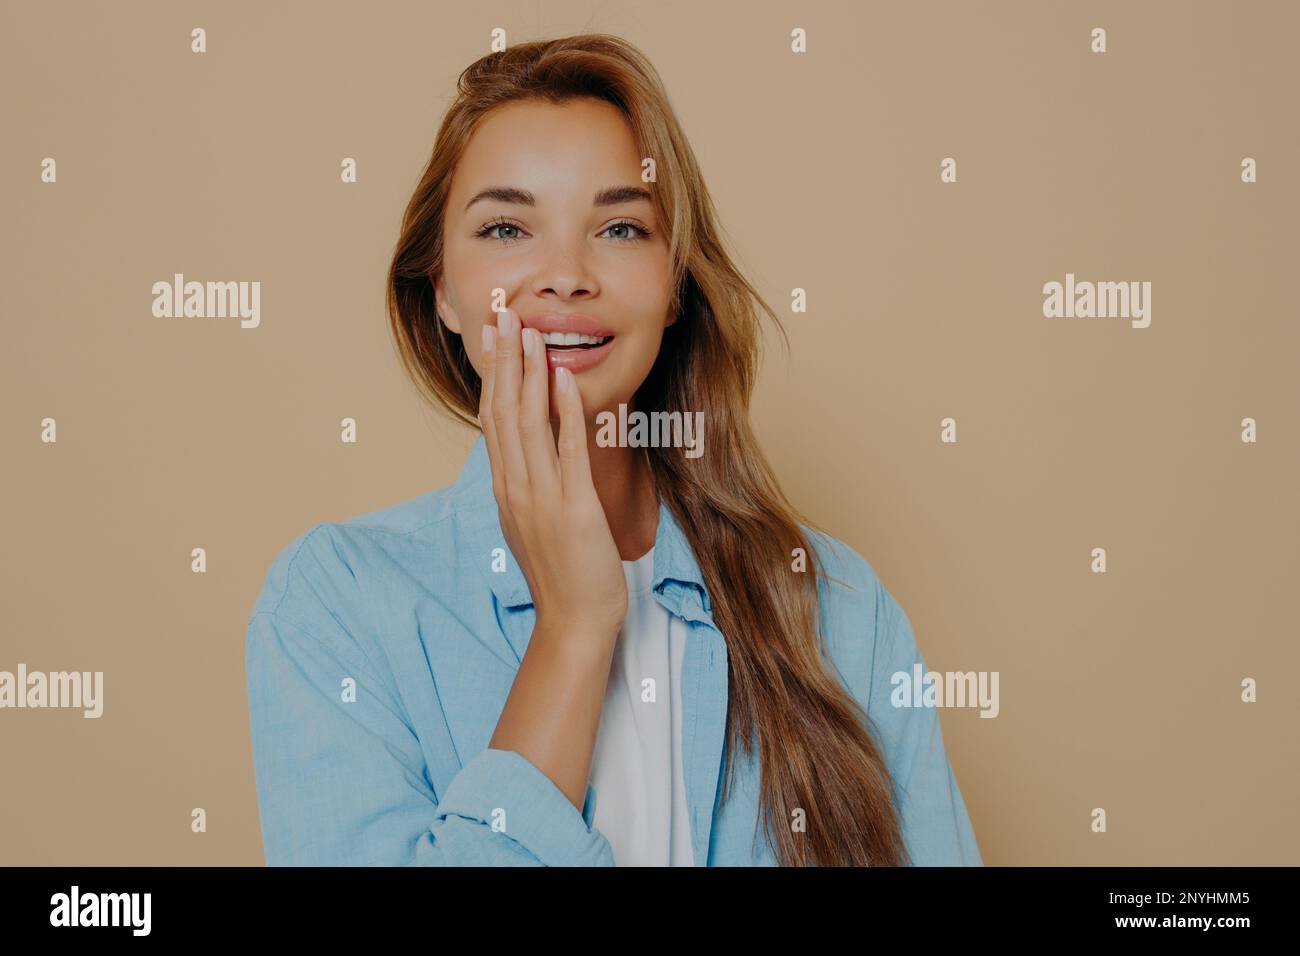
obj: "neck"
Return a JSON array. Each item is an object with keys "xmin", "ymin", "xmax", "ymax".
[{"xmin": 550, "ymin": 415, "xmax": 659, "ymax": 561}]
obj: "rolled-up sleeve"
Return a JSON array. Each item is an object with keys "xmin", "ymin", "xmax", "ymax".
[
  {"xmin": 246, "ymin": 604, "xmax": 614, "ymax": 866},
  {"xmin": 869, "ymin": 583, "xmax": 984, "ymax": 866}
]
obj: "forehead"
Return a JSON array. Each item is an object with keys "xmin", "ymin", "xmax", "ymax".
[{"xmin": 450, "ymin": 98, "xmax": 643, "ymax": 204}]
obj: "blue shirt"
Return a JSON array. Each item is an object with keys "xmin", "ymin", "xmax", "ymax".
[{"xmin": 245, "ymin": 433, "xmax": 983, "ymax": 866}]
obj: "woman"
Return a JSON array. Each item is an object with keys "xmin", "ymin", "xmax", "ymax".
[{"xmin": 245, "ymin": 33, "xmax": 982, "ymax": 867}]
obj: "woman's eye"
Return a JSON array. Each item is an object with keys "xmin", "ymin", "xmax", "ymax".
[
  {"xmin": 477, "ymin": 220, "xmax": 525, "ymax": 243},
  {"xmin": 601, "ymin": 221, "xmax": 652, "ymax": 242}
]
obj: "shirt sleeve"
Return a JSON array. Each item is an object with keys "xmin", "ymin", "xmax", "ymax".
[
  {"xmin": 868, "ymin": 581, "xmax": 984, "ymax": 866},
  {"xmin": 245, "ymin": 564, "xmax": 614, "ymax": 867}
]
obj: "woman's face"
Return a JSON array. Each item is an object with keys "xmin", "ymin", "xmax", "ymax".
[{"xmin": 434, "ymin": 97, "xmax": 675, "ymax": 423}]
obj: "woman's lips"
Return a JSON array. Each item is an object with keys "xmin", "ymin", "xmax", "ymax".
[{"xmin": 544, "ymin": 336, "xmax": 614, "ymax": 373}]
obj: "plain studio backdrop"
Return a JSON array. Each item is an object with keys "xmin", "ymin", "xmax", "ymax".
[{"xmin": 2, "ymin": 0, "xmax": 1297, "ymax": 865}]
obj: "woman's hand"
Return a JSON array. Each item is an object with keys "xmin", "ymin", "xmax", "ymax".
[{"xmin": 478, "ymin": 306, "xmax": 628, "ymax": 642}]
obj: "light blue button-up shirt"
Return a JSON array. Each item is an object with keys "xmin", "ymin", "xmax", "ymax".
[{"xmin": 245, "ymin": 433, "xmax": 983, "ymax": 866}]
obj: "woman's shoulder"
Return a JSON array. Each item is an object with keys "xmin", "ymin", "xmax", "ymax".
[
  {"xmin": 798, "ymin": 524, "xmax": 917, "ymax": 698},
  {"xmin": 801, "ymin": 524, "xmax": 889, "ymax": 604},
  {"xmin": 248, "ymin": 480, "xmax": 468, "ymax": 628}
]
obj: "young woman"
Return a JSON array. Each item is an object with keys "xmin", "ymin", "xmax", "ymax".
[{"xmin": 245, "ymin": 34, "xmax": 981, "ymax": 867}]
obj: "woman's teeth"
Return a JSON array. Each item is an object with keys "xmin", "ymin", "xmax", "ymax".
[{"xmin": 540, "ymin": 332, "xmax": 611, "ymax": 349}]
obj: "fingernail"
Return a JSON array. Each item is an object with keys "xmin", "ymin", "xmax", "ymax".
[
  {"xmin": 496, "ymin": 308, "xmax": 512, "ymax": 335},
  {"xmin": 522, "ymin": 327, "xmax": 536, "ymax": 356},
  {"xmin": 482, "ymin": 324, "xmax": 496, "ymax": 352},
  {"xmin": 555, "ymin": 366, "xmax": 570, "ymax": 393}
]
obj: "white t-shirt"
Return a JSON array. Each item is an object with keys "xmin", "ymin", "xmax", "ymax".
[{"xmin": 588, "ymin": 548, "xmax": 695, "ymax": 866}]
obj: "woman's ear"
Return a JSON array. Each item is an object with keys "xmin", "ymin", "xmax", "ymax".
[{"xmin": 433, "ymin": 276, "xmax": 463, "ymax": 334}]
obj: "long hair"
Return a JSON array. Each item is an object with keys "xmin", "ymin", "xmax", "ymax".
[{"xmin": 386, "ymin": 33, "xmax": 909, "ymax": 866}]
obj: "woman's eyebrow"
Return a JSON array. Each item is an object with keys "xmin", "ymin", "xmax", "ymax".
[{"xmin": 464, "ymin": 184, "xmax": 652, "ymax": 211}]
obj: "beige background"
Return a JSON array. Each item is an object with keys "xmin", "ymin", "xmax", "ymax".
[{"xmin": 3, "ymin": 0, "xmax": 1297, "ymax": 865}]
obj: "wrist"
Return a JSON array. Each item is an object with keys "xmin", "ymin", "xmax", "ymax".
[{"xmin": 533, "ymin": 611, "xmax": 622, "ymax": 650}]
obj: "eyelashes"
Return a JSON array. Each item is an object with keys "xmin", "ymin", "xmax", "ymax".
[{"xmin": 473, "ymin": 217, "xmax": 653, "ymax": 246}]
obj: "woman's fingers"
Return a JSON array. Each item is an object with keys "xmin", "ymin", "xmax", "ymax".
[
  {"xmin": 553, "ymin": 366, "xmax": 594, "ymax": 498},
  {"xmin": 477, "ymin": 323, "xmax": 506, "ymax": 501},
  {"xmin": 518, "ymin": 325, "xmax": 560, "ymax": 497},
  {"xmin": 490, "ymin": 308, "xmax": 531, "ymax": 509}
]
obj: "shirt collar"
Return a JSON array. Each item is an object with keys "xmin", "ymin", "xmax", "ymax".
[{"xmin": 451, "ymin": 433, "xmax": 715, "ymax": 624}]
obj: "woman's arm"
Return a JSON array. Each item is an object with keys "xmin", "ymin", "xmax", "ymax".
[
  {"xmin": 869, "ymin": 581, "xmax": 984, "ymax": 866},
  {"xmin": 246, "ymin": 600, "xmax": 616, "ymax": 866},
  {"xmin": 489, "ymin": 615, "xmax": 617, "ymax": 811},
  {"xmin": 473, "ymin": 309, "xmax": 630, "ymax": 812}
]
